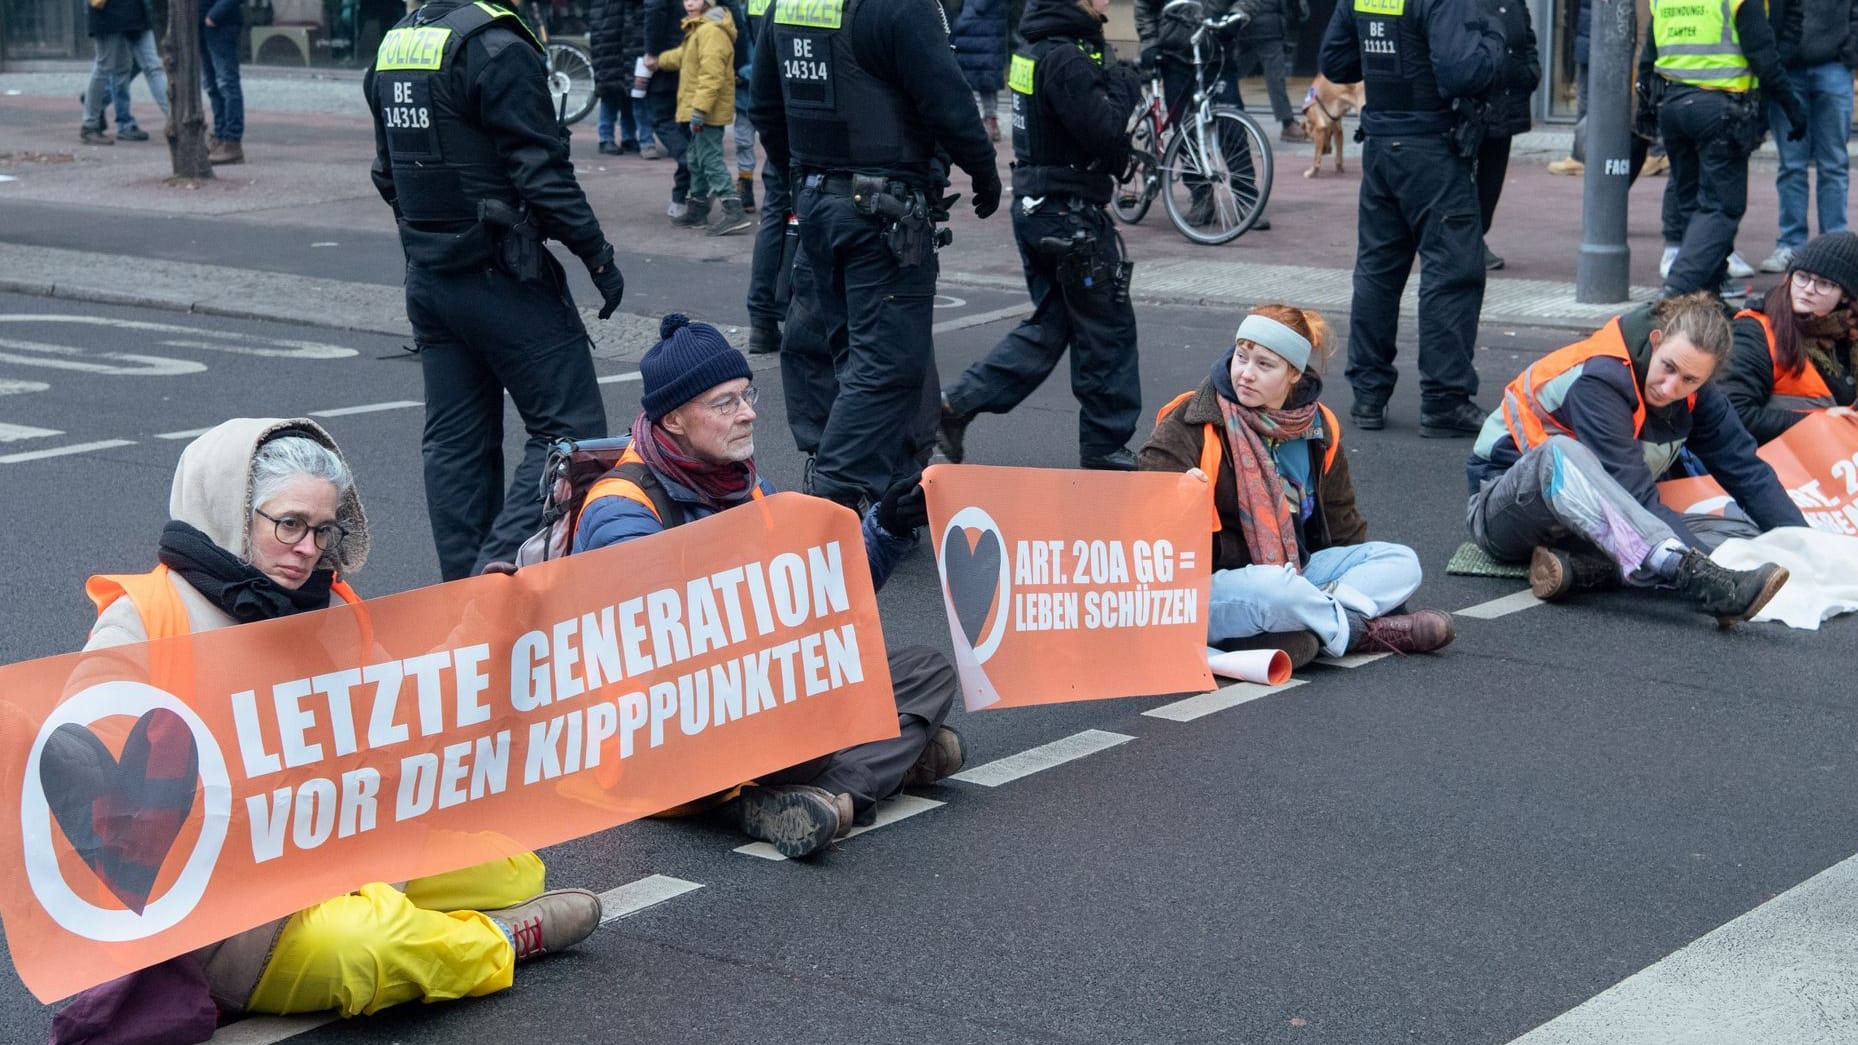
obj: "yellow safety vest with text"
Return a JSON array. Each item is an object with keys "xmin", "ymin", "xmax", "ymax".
[{"xmin": 1653, "ymin": 0, "xmax": 1757, "ymax": 92}]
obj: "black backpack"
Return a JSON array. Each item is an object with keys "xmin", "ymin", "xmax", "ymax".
[{"xmin": 505, "ymin": 436, "xmax": 637, "ymax": 569}]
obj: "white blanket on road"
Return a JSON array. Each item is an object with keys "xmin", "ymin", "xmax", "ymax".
[{"xmin": 1711, "ymin": 528, "xmax": 1858, "ymax": 630}]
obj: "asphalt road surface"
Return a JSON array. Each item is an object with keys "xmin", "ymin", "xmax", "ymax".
[{"xmin": 0, "ymin": 290, "xmax": 1851, "ymax": 1045}]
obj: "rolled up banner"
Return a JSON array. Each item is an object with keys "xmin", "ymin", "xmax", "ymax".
[{"xmin": 1205, "ymin": 646, "xmax": 1291, "ymax": 686}]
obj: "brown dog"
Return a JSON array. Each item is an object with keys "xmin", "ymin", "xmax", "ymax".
[{"xmin": 1300, "ymin": 74, "xmax": 1366, "ymax": 179}]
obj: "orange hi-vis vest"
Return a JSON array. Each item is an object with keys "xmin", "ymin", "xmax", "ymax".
[
  {"xmin": 1736, "ymin": 308, "xmax": 1836, "ymax": 404},
  {"xmin": 1154, "ymin": 390, "xmax": 1341, "ymax": 534},
  {"xmin": 85, "ymin": 565, "xmax": 365, "ymax": 692},
  {"xmin": 575, "ymin": 443, "xmax": 767, "ymax": 537},
  {"xmin": 1498, "ymin": 316, "xmax": 1695, "ymax": 451}
]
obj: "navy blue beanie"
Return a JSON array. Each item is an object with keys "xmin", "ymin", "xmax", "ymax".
[{"xmin": 640, "ymin": 313, "xmax": 753, "ymax": 422}]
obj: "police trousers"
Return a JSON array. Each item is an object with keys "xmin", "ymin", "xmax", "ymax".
[
  {"xmin": 1347, "ymin": 134, "xmax": 1486, "ymax": 412},
  {"xmin": 1659, "ymin": 85, "xmax": 1753, "ymax": 295},
  {"xmin": 244, "ymin": 853, "xmax": 544, "ymax": 1016},
  {"xmin": 746, "ymin": 164, "xmax": 795, "ymax": 329},
  {"xmin": 944, "ymin": 200, "xmax": 1141, "ymax": 459},
  {"xmin": 406, "ymin": 258, "xmax": 608, "ymax": 581},
  {"xmin": 782, "ymin": 180, "xmax": 941, "ymax": 507}
]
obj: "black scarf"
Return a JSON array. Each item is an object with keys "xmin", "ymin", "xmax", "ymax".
[{"xmin": 157, "ymin": 521, "xmax": 334, "ymax": 623}]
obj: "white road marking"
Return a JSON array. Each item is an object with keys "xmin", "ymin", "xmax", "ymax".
[
  {"xmin": 0, "ymin": 378, "xmax": 49, "ymax": 395},
  {"xmin": 596, "ymin": 874, "xmax": 703, "ymax": 923},
  {"xmin": 1505, "ymin": 852, "xmax": 1858, "ymax": 1044},
  {"xmin": 1455, "ymin": 589, "xmax": 1544, "ymax": 620},
  {"xmin": 0, "ymin": 337, "xmax": 206, "ymax": 375},
  {"xmin": 0, "ymin": 316, "xmax": 357, "ymax": 358},
  {"xmin": 950, "ymin": 729, "xmax": 1134, "ymax": 787},
  {"xmin": 930, "ymin": 304, "xmax": 1027, "ymax": 335},
  {"xmin": 1315, "ymin": 652, "xmax": 1390, "ymax": 669},
  {"xmin": 734, "ymin": 794, "xmax": 947, "ymax": 862},
  {"xmin": 309, "ymin": 400, "xmax": 423, "ymax": 418},
  {"xmin": 157, "ymin": 427, "xmax": 216, "ymax": 440},
  {"xmin": 0, "ymin": 422, "xmax": 61, "ymax": 442},
  {"xmin": 206, "ymin": 1015, "xmax": 333, "ymax": 1045},
  {"xmin": 0, "ymin": 439, "xmax": 135, "ymax": 464},
  {"xmin": 596, "ymin": 372, "xmax": 643, "ymax": 385},
  {"xmin": 1144, "ymin": 679, "xmax": 1306, "ymax": 722}
]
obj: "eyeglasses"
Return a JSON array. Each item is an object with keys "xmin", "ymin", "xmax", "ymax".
[
  {"xmin": 1796, "ymin": 272, "xmax": 1843, "ymax": 296},
  {"xmin": 254, "ymin": 508, "xmax": 350, "ymax": 551},
  {"xmin": 699, "ymin": 386, "xmax": 759, "ymax": 417}
]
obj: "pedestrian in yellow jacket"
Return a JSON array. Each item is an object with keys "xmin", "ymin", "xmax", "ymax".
[{"xmin": 650, "ymin": 0, "xmax": 752, "ymax": 235}]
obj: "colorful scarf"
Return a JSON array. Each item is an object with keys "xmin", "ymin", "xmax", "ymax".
[
  {"xmin": 1215, "ymin": 393, "xmax": 1319, "ymax": 570},
  {"xmin": 628, "ymin": 410, "xmax": 759, "ymax": 513}
]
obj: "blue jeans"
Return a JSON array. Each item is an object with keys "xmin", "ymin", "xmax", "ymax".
[
  {"xmin": 1207, "ymin": 542, "xmax": 1424, "ymax": 657},
  {"xmin": 596, "ymin": 90, "xmax": 649, "ymax": 147},
  {"xmin": 200, "ymin": 21, "xmax": 243, "ymax": 142},
  {"xmin": 1769, "ymin": 61, "xmax": 1853, "ymax": 250},
  {"xmin": 111, "ymin": 28, "xmax": 170, "ymax": 128}
]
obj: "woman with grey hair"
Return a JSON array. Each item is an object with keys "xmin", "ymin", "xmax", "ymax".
[{"xmin": 66, "ymin": 418, "xmax": 598, "ymax": 1027}]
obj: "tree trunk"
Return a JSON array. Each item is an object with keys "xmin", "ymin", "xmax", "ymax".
[{"xmin": 165, "ymin": 0, "xmax": 214, "ymax": 180}]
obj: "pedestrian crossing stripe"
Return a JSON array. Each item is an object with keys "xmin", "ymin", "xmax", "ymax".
[
  {"xmin": 376, "ymin": 26, "xmax": 452, "ymax": 70},
  {"xmin": 774, "ymin": 0, "xmax": 842, "ymax": 29}
]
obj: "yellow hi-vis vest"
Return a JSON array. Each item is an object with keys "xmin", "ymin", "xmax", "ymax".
[{"xmin": 1653, "ymin": 0, "xmax": 1757, "ymax": 92}]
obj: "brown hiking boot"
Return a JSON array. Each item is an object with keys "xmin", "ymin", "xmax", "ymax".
[
  {"xmin": 1672, "ymin": 549, "xmax": 1789, "ymax": 627},
  {"xmin": 1350, "ymin": 610, "xmax": 1456, "ymax": 654},
  {"xmin": 481, "ymin": 888, "xmax": 602, "ymax": 960},
  {"xmin": 900, "ymin": 727, "xmax": 964, "ymax": 789},
  {"xmin": 207, "ymin": 139, "xmax": 243, "ymax": 165},
  {"xmin": 737, "ymin": 784, "xmax": 851, "ymax": 858},
  {"xmin": 1529, "ymin": 546, "xmax": 1622, "ymax": 602}
]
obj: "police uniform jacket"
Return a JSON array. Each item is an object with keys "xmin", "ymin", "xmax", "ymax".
[
  {"xmin": 1010, "ymin": 0, "xmax": 1141, "ymax": 203},
  {"xmin": 1318, "ymin": 0, "xmax": 1505, "ymax": 136}
]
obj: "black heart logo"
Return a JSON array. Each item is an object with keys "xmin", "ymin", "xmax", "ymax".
[
  {"xmin": 40, "ymin": 708, "xmax": 199, "ymax": 914},
  {"xmin": 942, "ymin": 526, "xmax": 1003, "ymax": 647}
]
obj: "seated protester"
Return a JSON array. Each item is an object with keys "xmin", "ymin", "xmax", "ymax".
[
  {"xmin": 574, "ymin": 315, "xmax": 963, "ymax": 860},
  {"xmin": 71, "ymin": 419, "xmax": 597, "ymax": 1022},
  {"xmin": 1719, "ymin": 231, "xmax": 1858, "ymax": 443},
  {"xmin": 1465, "ymin": 293, "xmax": 1804, "ymax": 623},
  {"xmin": 1138, "ymin": 304, "xmax": 1456, "ymax": 659}
]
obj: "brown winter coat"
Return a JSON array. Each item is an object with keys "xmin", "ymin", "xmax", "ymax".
[
  {"xmin": 656, "ymin": 5, "xmax": 737, "ymax": 124},
  {"xmin": 1138, "ymin": 380, "xmax": 1369, "ymax": 571}
]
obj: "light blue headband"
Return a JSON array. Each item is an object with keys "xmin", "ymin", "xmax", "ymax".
[{"xmin": 1235, "ymin": 314, "xmax": 1312, "ymax": 373}]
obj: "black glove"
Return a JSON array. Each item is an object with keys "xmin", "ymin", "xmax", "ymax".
[
  {"xmin": 971, "ymin": 166, "xmax": 1002, "ymax": 219},
  {"xmin": 875, "ymin": 474, "xmax": 928, "ymax": 537},
  {"xmin": 1138, "ymin": 44, "xmax": 1160, "ymax": 70},
  {"xmin": 1783, "ymin": 97, "xmax": 1809, "ymax": 141},
  {"xmin": 586, "ymin": 242, "xmax": 625, "ymax": 319}
]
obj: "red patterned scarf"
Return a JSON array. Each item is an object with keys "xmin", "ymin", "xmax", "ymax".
[
  {"xmin": 1215, "ymin": 394, "xmax": 1318, "ymax": 569},
  {"xmin": 628, "ymin": 410, "xmax": 758, "ymax": 513}
]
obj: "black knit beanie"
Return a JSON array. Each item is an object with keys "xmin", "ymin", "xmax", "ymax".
[
  {"xmin": 1791, "ymin": 231, "xmax": 1858, "ymax": 300},
  {"xmin": 639, "ymin": 313, "xmax": 753, "ymax": 422}
]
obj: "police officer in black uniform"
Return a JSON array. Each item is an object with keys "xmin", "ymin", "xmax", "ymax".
[
  {"xmin": 1319, "ymin": 0, "xmax": 1505, "ymax": 438},
  {"xmin": 938, "ymin": 0, "xmax": 1144, "ymax": 469},
  {"xmin": 750, "ymin": 0, "xmax": 1002, "ymax": 510},
  {"xmin": 365, "ymin": 0, "xmax": 627, "ymax": 581},
  {"xmin": 743, "ymin": 0, "xmax": 793, "ymax": 355}
]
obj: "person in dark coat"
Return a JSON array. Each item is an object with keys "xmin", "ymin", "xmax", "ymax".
[
  {"xmin": 1234, "ymin": 0, "xmax": 1307, "ymax": 143},
  {"xmin": 79, "ymin": 0, "xmax": 149, "ymax": 145},
  {"xmin": 1473, "ymin": 0, "xmax": 1540, "ymax": 270},
  {"xmin": 590, "ymin": 0, "xmax": 652, "ymax": 153},
  {"xmin": 1721, "ymin": 231, "xmax": 1858, "ymax": 440},
  {"xmin": 644, "ymin": 0, "xmax": 694, "ymax": 212},
  {"xmin": 1754, "ymin": 0, "xmax": 1858, "ymax": 273},
  {"xmin": 952, "ymin": 0, "xmax": 1010, "ymax": 140}
]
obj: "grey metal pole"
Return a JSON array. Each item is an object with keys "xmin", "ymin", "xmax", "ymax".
[{"xmin": 1576, "ymin": 0, "xmax": 1636, "ymax": 303}]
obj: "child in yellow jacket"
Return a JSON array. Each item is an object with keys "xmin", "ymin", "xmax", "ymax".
[{"xmin": 649, "ymin": 0, "xmax": 750, "ymax": 235}]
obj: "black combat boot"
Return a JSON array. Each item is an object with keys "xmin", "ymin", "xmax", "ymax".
[{"xmin": 1672, "ymin": 549, "xmax": 1789, "ymax": 626}]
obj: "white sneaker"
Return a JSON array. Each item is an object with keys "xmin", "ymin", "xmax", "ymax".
[
  {"xmin": 1759, "ymin": 246, "xmax": 1797, "ymax": 273},
  {"xmin": 1727, "ymin": 251, "xmax": 1755, "ymax": 278},
  {"xmin": 666, "ymin": 199, "xmax": 687, "ymax": 220},
  {"xmin": 1660, "ymin": 245, "xmax": 1680, "ymax": 279}
]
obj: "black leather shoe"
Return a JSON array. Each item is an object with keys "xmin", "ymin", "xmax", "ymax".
[
  {"xmin": 747, "ymin": 321, "xmax": 780, "ymax": 355},
  {"xmin": 1349, "ymin": 403, "xmax": 1387, "ymax": 430},
  {"xmin": 1418, "ymin": 400, "xmax": 1486, "ymax": 439},
  {"xmin": 597, "ymin": 140, "xmax": 621, "ymax": 155},
  {"xmin": 1081, "ymin": 447, "xmax": 1137, "ymax": 471}
]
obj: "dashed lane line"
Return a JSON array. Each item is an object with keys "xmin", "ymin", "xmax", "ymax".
[
  {"xmin": 207, "ymin": 1015, "xmax": 334, "ymax": 1045},
  {"xmin": 597, "ymin": 874, "xmax": 704, "ymax": 922},
  {"xmin": 1143, "ymin": 679, "xmax": 1307, "ymax": 722},
  {"xmin": 734, "ymin": 794, "xmax": 947, "ymax": 862},
  {"xmin": 157, "ymin": 427, "xmax": 216, "ymax": 440},
  {"xmin": 309, "ymin": 400, "xmax": 424, "ymax": 418},
  {"xmin": 596, "ymin": 371, "xmax": 644, "ymax": 385},
  {"xmin": 0, "ymin": 422, "xmax": 60, "ymax": 442},
  {"xmin": 0, "ymin": 438, "xmax": 135, "ymax": 464},
  {"xmin": 949, "ymin": 729, "xmax": 1135, "ymax": 787},
  {"xmin": 1455, "ymin": 589, "xmax": 1544, "ymax": 620},
  {"xmin": 930, "ymin": 304, "xmax": 1029, "ymax": 335}
]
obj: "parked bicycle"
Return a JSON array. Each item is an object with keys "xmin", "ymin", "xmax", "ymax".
[
  {"xmin": 520, "ymin": 1, "xmax": 597, "ymax": 125},
  {"xmin": 1112, "ymin": 0, "xmax": 1273, "ymax": 245}
]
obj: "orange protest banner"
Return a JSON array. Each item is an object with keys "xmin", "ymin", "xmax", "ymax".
[
  {"xmin": 0, "ymin": 493, "xmax": 897, "ymax": 1003},
  {"xmin": 922, "ymin": 464, "xmax": 1215, "ymax": 711},
  {"xmin": 1658, "ymin": 411, "xmax": 1858, "ymax": 534}
]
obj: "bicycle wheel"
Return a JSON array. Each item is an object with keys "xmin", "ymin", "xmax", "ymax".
[
  {"xmin": 1112, "ymin": 116, "xmax": 1157, "ymax": 225},
  {"xmin": 1159, "ymin": 106, "xmax": 1273, "ymax": 246},
  {"xmin": 546, "ymin": 42, "xmax": 598, "ymax": 126}
]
